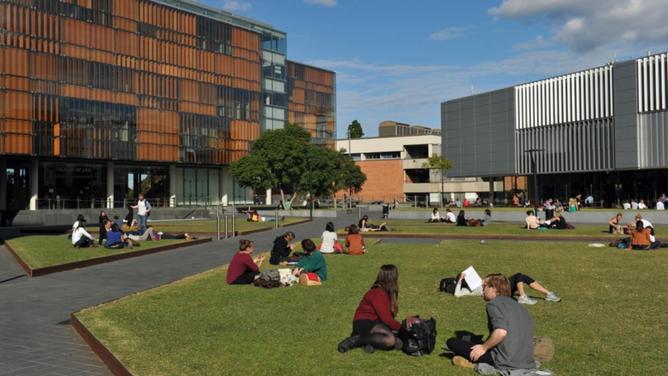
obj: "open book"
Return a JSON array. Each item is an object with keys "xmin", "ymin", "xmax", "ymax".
[{"xmin": 462, "ymin": 266, "xmax": 483, "ymax": 291}]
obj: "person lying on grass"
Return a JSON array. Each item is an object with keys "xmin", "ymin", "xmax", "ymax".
[
  {"xmin": 359, "ymin": 215, "xmax": 390, "ymax": 232},
  {"xmin": 449, "ymin": 269, "xmax": 561, "ymax": 304},
  {"xmin": 72, "ymin": 215, "xmax": 96, "ymax": 248},
  {"xmin": 292, "ymin": 239, "xmax": 327, "ymax": 281},
  {"xmin": 105, "ymin": 222, "xmax": 136, "ymax": 249},
  {"xmin": 270, "ymin": 231, "xmax": 296, "ymax": 265},
  {"xmin": 447, "ymin": 274, "xmax": 537, "ymax": 371},
  {"xmin": 227, "ymin": 239, "xmax": 265, "ymax": 285},
  {"xmin": 345, "ymin": 224, "xmax": 366, "ymax": 255},
  {"xmin": 338, "ymin": 264, "xmax": 417, "ymax": 353}
]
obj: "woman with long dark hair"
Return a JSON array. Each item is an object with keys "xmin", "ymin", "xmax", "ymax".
[{"xmin": 338, "ymin": 264, "xmax": 415, "ymax": 353}]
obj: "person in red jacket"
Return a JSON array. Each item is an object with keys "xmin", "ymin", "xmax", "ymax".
[
  {"xmin": 226, "ymin": 239, "xmax": 265, "ymax": 284},
  {"xmin": 338, "ymin": 264, "xmax": 417, "ymax": 353}
]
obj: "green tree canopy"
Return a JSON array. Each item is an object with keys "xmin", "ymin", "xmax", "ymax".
[
  {"xmin": 231, "ymin": 123, "xmax": 367, "ymax": 206},
  {"xmin": 347, "ymin": 120, "xmax": 364, "ymax": 139}
]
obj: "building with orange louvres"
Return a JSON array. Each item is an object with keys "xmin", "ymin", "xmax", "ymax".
[{"xmin": 0, "ymin": 0, "xmax": 335, "ymax": 215}]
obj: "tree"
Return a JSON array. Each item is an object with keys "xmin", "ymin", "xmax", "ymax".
[
  {"xmin": 230, "ymin": 124, "xmax": 366, "ymax": 208},
  {"xmin": 422, "ymin": 154, "xmax": 453, "ymax": 207},
  {"xmin": 231, "ymin": 124, "xmax": 310, "ymax": 207},
  {"xmin": 347, "ymin": 120, "xmax": 364, "ymax": 139}
]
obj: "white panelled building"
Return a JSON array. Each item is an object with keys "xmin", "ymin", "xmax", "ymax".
[{"xmin": 442, "ymin": 52, "xmax": 668, "ymax": 206}]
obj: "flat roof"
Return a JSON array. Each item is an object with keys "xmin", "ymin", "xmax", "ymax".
[
  {"xmin": 154, "ymin": 0, "xmax": 286, "ymax": 38},
  {"xmin": 287, "ymin": 60, "xmax": 336, "ymax": 74}
]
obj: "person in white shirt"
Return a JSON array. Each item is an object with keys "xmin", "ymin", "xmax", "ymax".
[
  {"xmin": 451, "ymin": 269, "xmax": 561, "ymax": 304},
  {"xmin": 131, "ymin": 193, "xmax": 151, "ymax": 230},
  {"xmin": 631, "ymin": 200, "xmax": 639, "ymax": 210},
  {"xmin": 444, "ymin": 208, "xmax": 457, "ymax": 223},
  {"xmin": 319, "ymin": 222, "xmax": 342, "ymax": 253},
  {"xmin": 623, "ymin": 201, "xmax": 631, "ymax": 210},
  {"xmin": 72, "ymin": 215, "xmax": 96, "ymax": 248},
  {"xmin": 638, "ymin": 200, "xmax": 648, "ymax": 209},
  {"xmin": 656, "ymin": 201, "xmax": 665, "ymax": 210},
  {"xmin": 428, "ymin": 208, "xmax": 443, "ymax": 223}
]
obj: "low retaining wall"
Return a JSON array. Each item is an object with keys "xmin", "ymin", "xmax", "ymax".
[
  {"xmin": 5, "ymin": 238, "xmax": 211, "ymax": 277},
  {"xmin": 12, "ymin": 207, "xmax": 212, "ymax": 226},
  {"xmin": 387, "ymin": 209, "xmax": 668, "ymax": 225}
]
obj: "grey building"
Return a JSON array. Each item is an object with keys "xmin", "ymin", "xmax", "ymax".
[{"xmin": 442, "ymin": 52, "xmax": 668, "ymax": 206}]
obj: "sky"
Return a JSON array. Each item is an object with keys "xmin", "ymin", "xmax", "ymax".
[{"xmin": 202, "ymin": 0, "xmax": 668, "ymax": 137}]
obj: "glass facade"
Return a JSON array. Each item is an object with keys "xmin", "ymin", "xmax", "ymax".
[
  {"xmin": 261, "ymin": 31, "xmax": 289, "ymax": 131},
  {"xmin": 0, "ymin": 0, "xmax": 262, "ymax": 163},
  {"xmin": 287, "ymin": 61, "xmax": 336, "ymax": 147}
]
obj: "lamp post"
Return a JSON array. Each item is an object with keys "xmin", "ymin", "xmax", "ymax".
[
  {"xmin": 524, "ymin": 149, "xmax": 543, "ymax": 206},
  {"xmin": 308, "ymin": 157, "xmax": 313, "ymax": 220},
  {"xmin": 347, "ymin": 129, "xmax": 352, "ymax": 209}
]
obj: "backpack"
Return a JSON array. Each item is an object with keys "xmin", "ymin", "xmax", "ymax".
[
  {"xmin": 252, "ymin": 269, "xmax": 282, "ymax": 288},
  {"xmin": 439, "ymin": 277, "xmax": 457, "ymax": 294},
  {"xmin": 399, "ymin": 317, "xmax": 437, "ymax": 356}
]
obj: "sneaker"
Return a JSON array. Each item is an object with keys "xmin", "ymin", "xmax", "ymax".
[
  {"xmin": 517, "ymin": 295, "xmax": 538, "ymax": 305},
  {"xmin": 338, "ymin": 335, "xmax": 360, "ymax": 353},
  {"xmin": 452, "ymin": 355, "xmax": 475, "ymax": 369},
  {"xmin": 545, "ymin": 292, "xmax": 561, "ymax": 302},
  {"xmin": 363, "ymin": 344, "xmax": 375, "ymax": 353}
]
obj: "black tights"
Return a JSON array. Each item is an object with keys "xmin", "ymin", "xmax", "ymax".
[{"xmin": 358, "ymin": 324, "xmax": 396, "ymax": 350}]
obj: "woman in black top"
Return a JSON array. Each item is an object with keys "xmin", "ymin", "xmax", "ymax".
[
  {"xmin": 269, "ymin": 231, "xmax": 295, "ymax": 265},
  {"xmin": 98, "ymin": 210, "xmax": 109, "ymax": 245},
  {"xmin": 456, "ymin": 210, "xmax": 467, "ymax": 226}
]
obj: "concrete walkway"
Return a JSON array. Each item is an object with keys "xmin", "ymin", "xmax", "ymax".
[{"xmin": 1, "ymin": 212, "xmax": 411, "ymax": 375}]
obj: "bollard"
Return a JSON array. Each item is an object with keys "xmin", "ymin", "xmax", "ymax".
[
  {"xmin": 216, "ymin": 206, "xmax": 221, "ymax": 240},
  {"xmin": 224, "ymin": 215, "xmax": 229, "ymax": 239}
]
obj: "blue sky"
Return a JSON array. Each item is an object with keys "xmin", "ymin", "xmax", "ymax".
[{"xmin": 203, "ymin": 0, "xmax": 668, "ymax": 137}]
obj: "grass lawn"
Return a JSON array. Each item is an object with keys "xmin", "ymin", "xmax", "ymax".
[
  {"xmin": 6, "ymin": 235, "xmax": 192, "ymax": 269},
  {"xmin": 76, "ymin": 241, "xmax": 668, "ymax": 375},
  {"xmin": 90, "ymin": 217, "xmax": 305, "ymax": 235},
  {"xmin": 339, "ymin": 220, "xmax": 668, "ymax": 238}
]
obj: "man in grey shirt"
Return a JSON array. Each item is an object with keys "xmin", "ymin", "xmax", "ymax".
[{"xmin": 447, "ymin": 273, "xmax": 536, "ymax": 370}]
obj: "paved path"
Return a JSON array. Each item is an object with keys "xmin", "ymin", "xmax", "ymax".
[{"xmin": 1, "ymin": 212, "xmax": 431, "ymax": 375}]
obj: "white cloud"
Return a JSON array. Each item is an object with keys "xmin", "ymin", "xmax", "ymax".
[
  {"xmin": 428, "ymin": 26, "xmax": 471, "ymax": 41},
  {"xmin": 222, "ymin": 1, "xmax": 251, "ymax": 12},
  {"xmin": 312, "ymin": 44, "xmax": 666, "ymax": 136},
  {"xmin": 490, "ymin": 0, "xmax": 668, "ymax": 52},
  {"xmin": 513, "ymin": 35, "xmax": 551, "ymax": 50},
  {"xmin": 304, "ymin": 0, "xmax": 337, "ymax": 7}
]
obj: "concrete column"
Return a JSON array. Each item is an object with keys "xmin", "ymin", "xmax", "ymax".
[
  {"xmin": 265, "ymin": 188, "xmax": 272, "ymax": 205},
  {"xmin": 106, "ymin": 161, "xmax": 114, "ymax": 208},
  {"xmin": 29, "ymin": 158, "xmax": 38, "ymax": 210},
  {"xmin": 489, "ymin": 177, "xmax": 495, "ymax": 205},
  {"xmin": 0, "ymin": 159, "xmax": 6, "ymax": 211},
  {"xmin": 219, "ymin": 167, "xmax": 228, "ymax": 206},
  {"xmin": 169, "ymin": 164, "xmax": 177, "ymax": 207}
]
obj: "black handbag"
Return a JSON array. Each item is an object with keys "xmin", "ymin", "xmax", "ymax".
[{"xmin": 399, "ymin": 317, "xmax": 437, "ymax": 356}]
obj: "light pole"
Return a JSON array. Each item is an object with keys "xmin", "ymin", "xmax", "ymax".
[
  {"xmin": 524, "ymin": 149, "xmax": 543, "ymax": 206},
  {"xmin": 347, "ymin": 128, "xmax": 352, "ymax": 209},
  {"xmin": 308, "ymin": 157, "xmax": 313, "ymax": 220}
]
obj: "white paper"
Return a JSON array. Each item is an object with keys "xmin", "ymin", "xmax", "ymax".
[{"xmin": 462, "ymin": 266, "xmax": 482, "ymax": 291}]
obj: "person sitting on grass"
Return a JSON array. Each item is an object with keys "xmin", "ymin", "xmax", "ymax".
[
  {"xmin": 547, "ymin": 212, "xmax": 572, "ymax": 229},
  {"xmin": 269, "ymin": 231, "xmax": 296, "ymax": 265},
  {"xmin": 345, "ymin": 224, "xmax": 366, "ymax": 255},
  {"xmin": 338, "ymin": 264, "xmax": 417, "ymax": 353},
  {"xmin": 444, "ymin": 208, "xmax": 457, "ymax": 223},
  {"xmin": 449, "ymin": 270, "xmax": 561, "ymax": 304},
  {"xmin": 628, "ymin": 220, "xmax": 659, "ymax": 250},
  {"xmin": 525, "ymin": 210, "xmax": 544, "ymax": 230},
  {"xmin": 246, "ymin": 209, "xmax": 264, "ymax": 222},
  {"xmin": 320, "ymin": 222, "xmax": 343, "ymax": 254},
  {"xmin": 98, "ymin": 211, "xmax": 109, "ymax": 245},
  {"xmin": 226, "ymin": 239, "xmax": 265, "ymax": 285},
  {"xmin": 457, "ymin": 210, "xmax": 485, "ymax": 227},
  {"xmin": 456, "ymin": 210, "xmax": 468, "ymax": 226},
  {"xmin": 105, "ymin": 223, "xmax": 135, "ymax": 249},
  {"xmin": 292, "ymin": 239, "xmax": 327, "ymax": 281},
  {"xmin": 428, "ymin": 208, "xmax": 445, "ymax": 223},
  {"xmin": 359, "ymin": 215, "xmax": 390, "ymax": 232},
  {"xmin": 447, "ymin": 274, "xmax": 537, "ymax": 371},
  {"xmin": 72, "ymin": 215, "xmax": 96, "ymax": 248},
  {"xmin": 608, "ymin": 212, "xmax": 625, "ymax": 235},
  {"xmin": 480, "ymin": 209, "xmax": 492, "ymax": 226}
]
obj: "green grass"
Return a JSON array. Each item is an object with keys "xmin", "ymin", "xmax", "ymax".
[
  {"xmin": 76, "ymin": 241, "xmax": 668, "ymax": 375},
  {"xmin": 340, "ymin": 220, "xmax": 668, "ymax": 238},
  {"xmin": 6, "ymin": 235, "xmax": 192, "ymax": 269},
  {"xmin": 91, "ymin": 217, "xmax": 305, "ymax": 234}
]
